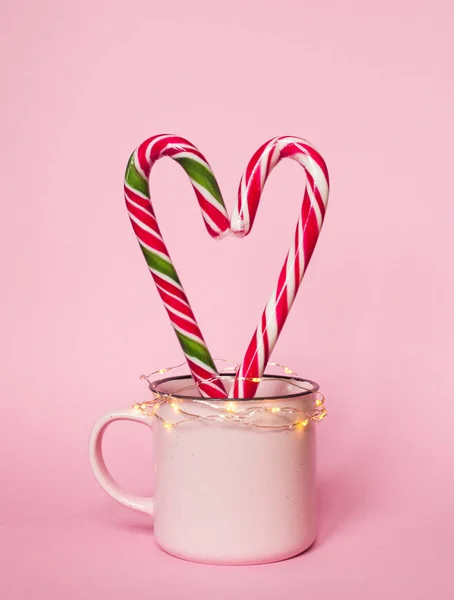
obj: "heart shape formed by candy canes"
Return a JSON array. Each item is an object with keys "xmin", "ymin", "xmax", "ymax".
[
  {"xmin": 124, "ymin": 135, "xmax": 230, "ymax": 398},
  {"xmin": 124, "ymin": 134, "xmax": 329, "ymax": 399},
  {"xmin": 230, "ymin": 136, "xmax": 329, "ymax": 398}
]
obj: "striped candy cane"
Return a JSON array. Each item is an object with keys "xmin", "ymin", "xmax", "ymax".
[
  {"xmin": 231, "ymin": 136, "xmax": 330, "ymax": 398},
  {"xmin": 124, "ymin": 134, "xmax": 229, "ymax": 398}
]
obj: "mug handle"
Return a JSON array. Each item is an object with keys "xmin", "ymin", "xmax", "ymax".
[{"xmin": 89, "ymin": 408, "xmax": 154, "ymax": 517}]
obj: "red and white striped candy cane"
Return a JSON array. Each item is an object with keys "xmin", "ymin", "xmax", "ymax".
[
  {"xmin": 230, "ymin": 136, "xmax": 330, "ymax": 398},
  {"xmin": 124, "ymin": 134, "xmax": 229, "ymax": 398}
]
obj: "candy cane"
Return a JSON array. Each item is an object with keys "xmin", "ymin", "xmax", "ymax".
[
  {"xmin": 124, "ymin": 134, "xmax": 229, "ymax": 398},
  {"xmin": 231, "ymin": 136, "xmax": 330, "ymax": 398}
]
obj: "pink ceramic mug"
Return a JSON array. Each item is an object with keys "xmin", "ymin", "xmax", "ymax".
[{"xmin": 89, "ymin": 374, "xmax": 321, "ymax": 565}]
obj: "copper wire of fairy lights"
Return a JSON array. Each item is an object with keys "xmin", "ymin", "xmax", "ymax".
[{"xmin": 133, "ymin": 360, "xmax": 327, "ymax": 431}]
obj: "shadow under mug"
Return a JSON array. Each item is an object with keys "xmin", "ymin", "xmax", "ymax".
[{"xmin": 89, "ymin": 374, "xmax": 320, "ymax": 565}]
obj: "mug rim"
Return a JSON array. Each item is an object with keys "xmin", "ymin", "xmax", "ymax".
[{"xmin": 149, "ymin": 372, "xmax": 320, "ymax": 401}]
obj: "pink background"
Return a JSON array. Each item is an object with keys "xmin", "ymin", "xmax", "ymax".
[{"xmin": 2, "ymin": 0, "xmax": 454, "ymax": 597}]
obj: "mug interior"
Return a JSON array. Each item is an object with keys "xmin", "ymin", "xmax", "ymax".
[{"xmin": 150, "ymin": 373, "xmax": 319, "ymax": 401}]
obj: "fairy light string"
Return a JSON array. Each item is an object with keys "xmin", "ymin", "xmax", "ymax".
[{"xmin": 134, "ymin": 360, "xmax": 327, "ymax": 431}]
